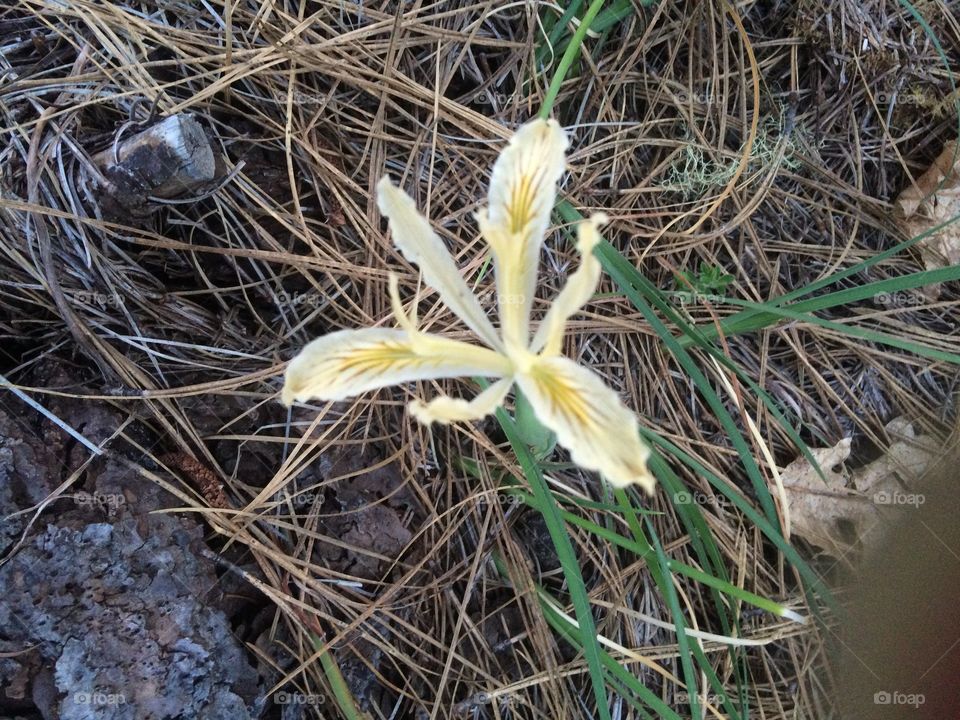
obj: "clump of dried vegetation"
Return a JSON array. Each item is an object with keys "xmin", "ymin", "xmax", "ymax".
[{"xmin": 1, "ymin": 0, "xmax": 958, "ymax": 718}]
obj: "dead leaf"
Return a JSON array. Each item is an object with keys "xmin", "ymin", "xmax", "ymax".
[
  {"xmin": 780, "ymin": 419, "xmax": 939, "ymax": 555},
  {"xmin": 851, "ymin": 417, "xmax": 940, "ymax": 498},
  {"xmin": 895, "ymin": 140, "xmax": 960, "ymax": 293},
  {"xmin": 780, "ymin": 437, "xmax": 862, "ymax": 554}
]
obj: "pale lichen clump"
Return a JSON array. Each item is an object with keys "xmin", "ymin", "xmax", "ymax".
[{"xmin": 282, "ymin": 119, "xmax": 655, "ymax": 492}]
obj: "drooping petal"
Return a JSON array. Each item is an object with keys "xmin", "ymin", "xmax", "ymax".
[
  {"xmin": 377, "ymin": 177, "xmax": 503, "ymax": 351},
  {"xmin": 409, "ymin": 376, "xmax": 513, "ymax": 425},
  {"xmin": 282, "ymin": 328, "xmax": 511, "ymax": 406},
  {"xmin": 480, "ymin": 118, "xmax": 569, "ymax": 349},
  {"xmin": 530, "ymin": 213, "xmax": 608, "ymax": 356},
  {"xmin": 515, "ymin": 355, "xmax": 655, "ymax": 493}
]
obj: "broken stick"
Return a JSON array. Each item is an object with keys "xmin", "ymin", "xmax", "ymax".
[{"xmin": 93, "ymin": 113, "xmax": 219, "ymax": 217}]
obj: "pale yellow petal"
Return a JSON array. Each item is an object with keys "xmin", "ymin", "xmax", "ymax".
[
  {"xmin": 515, "ymin": 356, "xmax": 655, "ymax": 493},
  {"xmin": 481, "ymin": 118, "xmax": 569, "ymax": 348},
  {"xmin": 377, "ymin": 177, "xmax": 502, "ymax": 351},
  {"xmin": 388, "ymin": 271, "xmax": 417, "ymax": 335},
  {"xmin": 409, "ymin": 376, "xmax": 513, "ymax": 425},
  {"xmin": 282, "ymin": 328, "xmax": 511, "ymax": 406},
  {"xmin": 531, "ymin": 213, "xmax": 608, "ymax": 356}
]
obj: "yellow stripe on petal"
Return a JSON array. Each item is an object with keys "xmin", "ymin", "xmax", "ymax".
[
  {"xmin": 531, "ymin": 213, "xmax": 608, "ymax": 356},
  {"xmin": 515, "ymin": 356, "xmax": 655, "ymax": 493},
  {"xmin": 482, "ymin": 119, "xmax": 569, "ymax": 348},
  {"xmin": 409, "ymin": 376, "xmax": 513, "ymax": 425},
  {"xmin": 281, "ymin": 328, "xmax": 511, "ymax": 406},
  {"xmin": 377, "ymin": 177, "xmax": 503, "ymax": 351}
]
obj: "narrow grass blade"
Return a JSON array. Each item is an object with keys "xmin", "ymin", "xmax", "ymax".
[
  {"xmin": 310, "ymin": 634, "xmax": 363, "ymax": 720},
  {"xmin": 495, "ymin": 404, "xmax": 614, "ymax": 720}
]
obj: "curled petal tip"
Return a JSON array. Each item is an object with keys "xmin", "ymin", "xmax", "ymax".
[
  {"xmin": 577, "ymin": 213, "xmax": 609, "ymax": 254},
  {"xmin": 280, "ymin": 367, "xmax": 312, "ymax": 407},
  {"xmin": 605, "ymin": 466, "xmax": 657, "ymax": 495},
  {"xmin": 375, "ymin": 176, "xmax": 392, "ymax": 204},
  {"xmin": 408, "ymin": 400, "xmax": 434, "ymax": 426}
]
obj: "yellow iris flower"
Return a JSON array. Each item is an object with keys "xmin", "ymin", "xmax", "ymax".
[{"xmin": 282, "ymin": 119, "xmax": 655, "ymax": 492}]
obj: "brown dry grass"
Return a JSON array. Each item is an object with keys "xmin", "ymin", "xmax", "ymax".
[{"xmin": 1, "ymin": 0, "xmax": 959, "ymax": 717}]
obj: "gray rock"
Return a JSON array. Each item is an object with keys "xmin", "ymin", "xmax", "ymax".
[{"xmin": 0, "ymin": 514, "xmax": 259, "ymax": 719}]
